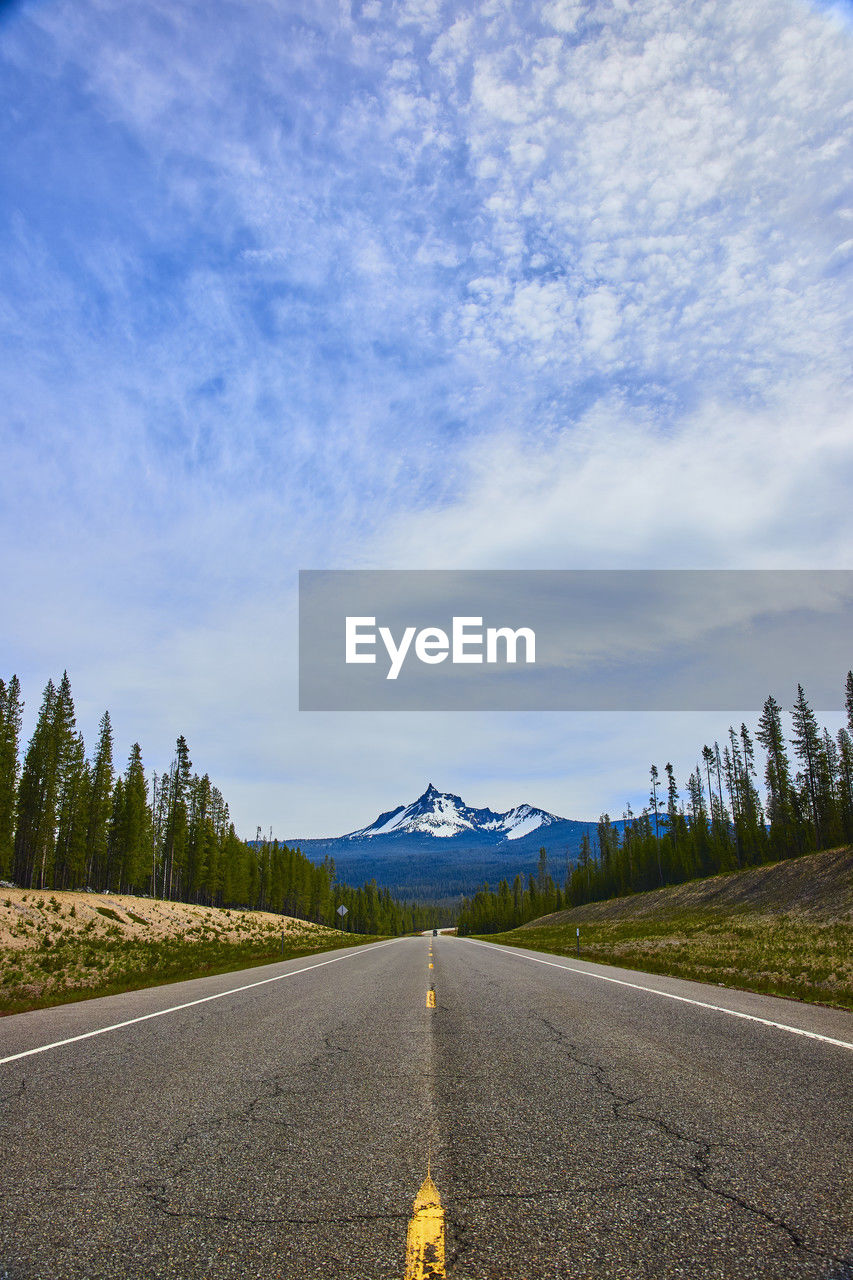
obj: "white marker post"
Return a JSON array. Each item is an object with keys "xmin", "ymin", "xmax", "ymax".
[{"xmin": 576, "ymin": 927, "xmax": 580, "ymax": 958}]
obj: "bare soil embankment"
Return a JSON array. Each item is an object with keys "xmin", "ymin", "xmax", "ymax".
[
  {"xmin": 484, "ymin": 847, "xmax": 853, "ymax": 1009},
  {"xmin": 0, "ymin": 887, "xmax": 367, "ymax": 1015}
]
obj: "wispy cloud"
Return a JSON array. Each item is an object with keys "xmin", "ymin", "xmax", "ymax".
[{"xmin": 0, "ymin": 0, "xmax": 850, "ymax": 834}]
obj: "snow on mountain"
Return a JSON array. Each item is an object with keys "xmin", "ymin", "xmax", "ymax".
[
  {"xmin": 500, "ymin": 804, "xmax": 560, "ymax": 840},
  {"xmin": 348, "ymin": 784, "xmax": 562, "ymax": 841}
]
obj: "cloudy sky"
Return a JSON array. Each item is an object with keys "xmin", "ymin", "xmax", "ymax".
[{"xmin": 1, "ymin": 0, "xmax": 851, "ymax": 837}]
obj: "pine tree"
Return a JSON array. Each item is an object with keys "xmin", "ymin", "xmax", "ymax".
[
  {"xmin": 105, "ymin": 778, "xmax": 126, "ymax": 891},
  {"xmin": 163, "ymin": 735, "xmax": 192, "ymax": 899},
  {"xmin": 0, "ymin": 675, "xmax": 23, "ymax": 877},
  {"xmin": 54, "ymin": 731, "xmax": 88, "ymax": 889},
  {"xmin": 15, "ymin": 679, "xmax": 58, "ymax": 885},
  {"xmin": 85, "ymin": 711, "xmax": 114, "ymax": 888},
  {"xmin": 120, "ymin": 743, "xmax": 151, "ymax": 892},
  {"xmin": 738, "ymin": 724, "xmax": 765, "ymax": 865},
  {"xmin": 818, "ymin": 728, "xmax": 842, "ymax": 848},
  {"xmin": 664, "ymin": 763, "xmax": 680, "ymax": 867},
  {"xmin": 686, "ymin": 766, "xmax": 714, "ymax": 874},
  {"xmin": 756, "ymin": 695, "xmax": 794, "ymax": 856},
  {"xmin": 790, "ymin": 684, "xmax": 824, "ymax": 848},
  {"xmin": 836, "ymin": 728, "xmax": 853, "ymax": 842},
  {"xmin": 649, "ymin": 765, "xmax": 662, "ymax": 883}
]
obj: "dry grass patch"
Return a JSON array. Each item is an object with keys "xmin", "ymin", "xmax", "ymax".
[
  {"xmin": 0, "ymin": 887, "xmax": 376, "ymax": 1015},
  {"xmin": 482, "ymin": 848, "xmax": 853, "ymax": 1010}
]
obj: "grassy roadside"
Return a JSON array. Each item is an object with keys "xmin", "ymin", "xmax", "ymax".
[
  {"xmin": 0, "ymin": 888, "xmax": 381, "ymax": 1016},
  {"xmin": 476, "ymin": 848, "xmax": 853, "ymax": 1011}
]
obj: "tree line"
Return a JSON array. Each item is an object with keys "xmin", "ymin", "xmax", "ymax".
[
  {"xmin": 0, "ymin": 672, "xmax": 441, "ymax": 935},
  {"xmin": 457, "ymin": 674, "xmax": 853, "ymax": 935}
]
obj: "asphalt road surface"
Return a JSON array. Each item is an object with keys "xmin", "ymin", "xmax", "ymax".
[{"xmin": 1, "ymin": 934, "xmax": 851, "ymax": 1279}]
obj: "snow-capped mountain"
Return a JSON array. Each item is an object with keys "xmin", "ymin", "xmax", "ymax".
[
  {"xmin": 288, "ymin": 786, "xmax": 626, "ymax": 902},
  {"xmin": 348, "ymin": 783, "xmax": 563, "ymax": 842}
]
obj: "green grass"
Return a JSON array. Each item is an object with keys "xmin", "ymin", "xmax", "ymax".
[
  {"xmin": 0, "ymin": 928, "xmax": 383, "ymax": 1016},
  {"xmin": 94, "ymin": 905, "xmax": 124, "ymax": 923},
  {"xmin": 479, "ymin": 910, "xmax": 853, "ymax": 1010}
]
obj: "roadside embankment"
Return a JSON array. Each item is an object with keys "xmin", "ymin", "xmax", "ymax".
[
  {"xmin": 479, "ymin": 847, "xmax": 853, "ymax": 1009},
  {"xmin": 0, "ymin": 887, "xmax": 374, "ymax": 1014}
]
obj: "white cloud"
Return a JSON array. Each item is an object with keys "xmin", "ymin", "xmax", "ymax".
[
  {"xmin": 541, "ymin": 0, "xmax": 584, "ymax": 35},
  {"xmin": 375, "ymin": 384, "xmax": 853, "ymax": 570}
]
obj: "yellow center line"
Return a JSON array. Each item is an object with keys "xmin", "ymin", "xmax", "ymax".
[
  {"xmin": 405, "ymin": 1172, "xmax": 445, "ymax": 1279},
  {"xmin": 426, "ymin": 989, "xmax": 436, "ymax": 1008},
  {"xmin": 429, "ymin": 962, "xmax": 433, "ymax": 969}
]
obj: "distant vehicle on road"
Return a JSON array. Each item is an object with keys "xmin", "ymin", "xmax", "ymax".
[{"xmin": 432, "ymin": 928, "xmax": 438, "ymax": 936}]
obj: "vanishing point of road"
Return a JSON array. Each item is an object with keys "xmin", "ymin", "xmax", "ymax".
[{"xmin": 1, "ymin": 934, "xmax": 851, "ymax": 1279}]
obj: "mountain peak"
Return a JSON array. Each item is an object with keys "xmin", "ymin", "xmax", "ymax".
[{"xmin": 349, "ymin": 785, "xmax": 564, "ymax": 841}]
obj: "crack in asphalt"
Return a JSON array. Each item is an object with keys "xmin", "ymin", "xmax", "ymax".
[
  {"xmin": 145, "ymin": 1198, "xmax": 409, "ymax": 1227},
  {"xmin": 534, "ymin": 1013, "xmax": 848, "ymax": 1268},
  {"xmin": 448, "ymin": 1173, "xmax": 676, "ymax": 1205},
  {"xmin": 155, "ymin": 1029, "xmax": 357, "ymax": 1183},
  {"xmin": 444, "ymin": 1216, "xmax": 474, "ymax": 1274},
  {"xmin": 0, "ymin": 1078, "xmax": 26, "ymax": 1108}
]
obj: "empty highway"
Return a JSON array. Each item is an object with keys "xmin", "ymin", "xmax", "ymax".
[{"xmin": 1, "ymin": 934, "xmax": 851, "ymax": 1278}]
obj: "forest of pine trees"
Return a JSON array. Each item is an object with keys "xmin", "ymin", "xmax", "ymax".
[
  {"xmin": 0, "ymin": 672, "xmax": 439, "ymax": 935},
  {"xmin": 457, "ymin": 673, "xmax": 853, "ymax": 936}
]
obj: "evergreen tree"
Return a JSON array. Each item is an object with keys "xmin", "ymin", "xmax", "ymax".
[
  {"xmin": 0, "ymin": 675, "xmax": 23, "ymax": 877},
  {"xmin": 14, "ymin": 675, "xmax": 81, "ymax": 888},
  {"xmin": 159, "ymin": 736, "xmax": 192, "ymax": 899},
  {"xmin": 53, "ymin": 731, "xmax": 88, "ymax": 889},
  {"xmin": 738, "ymin": 724, "xmax": 765, "ymax": 865},
  {"xmin": 118, "ymin": 743, "xmax": 151, "ymax": 892},
  {"xmin": 836, "ymin": 728, "xmax": 853, "ymax": 842},
  {"xmin": 85, "ymin": 710, "xmax": 114, "ymax": 887},
  {"xmin": 756, "ymin": 695, "xmax": 794, "ymax": 857},
  {"xmin": 790, "ymin": 684, "xmax": 823, "ymax": 848},
  {"xmin": 649, "ymin": 765, "xmax": 662, "ymax": 883},
  {"xmin": 664, "ymin": 763, "xmax": 682, "ymax": 873},
  {"xmin": 15, "ymin": 679, "xmax": 58, "ymax": 886},
  {"xmin": 105, "ymin": 778, "xmax": 126, "ymax": 891}
]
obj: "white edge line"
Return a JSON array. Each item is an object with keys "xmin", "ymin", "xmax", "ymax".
[
  {"xmin": 463, "ymin": 938, "xmax": 853, "ymax": 1052},
  {"xmin": 0, "ymin": 939, "xmax": 399, "ymax": 1066}
]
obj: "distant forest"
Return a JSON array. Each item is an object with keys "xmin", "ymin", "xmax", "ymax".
[
  {"xmin": 457, "ymin": 674, "xmax": 853, "ymax": 936},
  {"xmin": 0, "ymin": 672, "xmax": 441, "ymax": 936}
]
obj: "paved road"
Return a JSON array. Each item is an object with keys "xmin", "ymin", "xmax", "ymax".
[{"xmin": 1, "ymin": 935, "xmax": 851, "ymax": 1278}]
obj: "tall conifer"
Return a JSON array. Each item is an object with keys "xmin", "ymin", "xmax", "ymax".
[
  {"xmin": 85, "ymin": 711, "xmax": 114, "ymax": 886},
  {"xmin": 0, "ymin": 675, "xmax": 23, "ymax": 877}
]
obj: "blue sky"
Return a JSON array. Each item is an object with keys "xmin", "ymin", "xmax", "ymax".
[{"xmin": 1, "ymin": 0, "xmax": 851, "ymax": 836}]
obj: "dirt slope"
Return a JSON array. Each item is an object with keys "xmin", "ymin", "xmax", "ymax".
[
  {"xmin": 529, "ymin": 846, "xmax": 853, "ymax": 928},
  {"xmin": 0, "ymin": 886, "xmax": 324, "ymax": 951},
  {"xmin": 0, "ymin": 886, "xmax": 349, "ymax": 1014}
]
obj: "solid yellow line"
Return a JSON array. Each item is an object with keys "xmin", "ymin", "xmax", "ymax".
[
  {"xmin": 404, "ymin": 1173, "xmax": 445, "ymax": 1279},
  {"xmin": 429, "ymin": 962, "xmax": 434, "ymax": 969},
  {"xmin": 426, "ymin": 990, "xmax": 436, "ymax": 1008}
]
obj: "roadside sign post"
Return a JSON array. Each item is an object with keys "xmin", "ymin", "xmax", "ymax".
[
  {"xmin": 576, "ymin": 927, "xmax": 580, "ymax": 958},
  {"xmin": 337, "ymin": 904, "xmax": 348, "ymax": 931}
]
